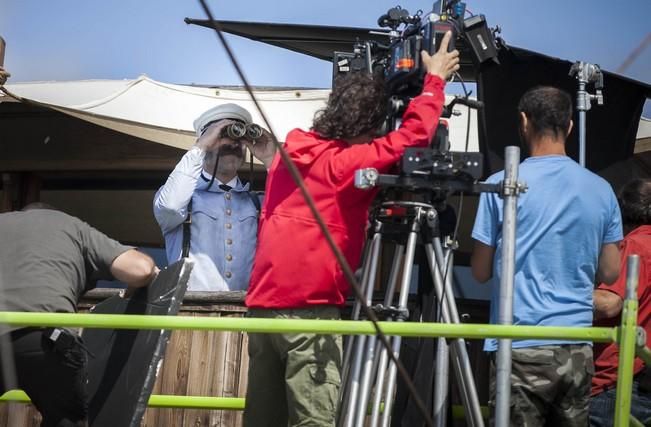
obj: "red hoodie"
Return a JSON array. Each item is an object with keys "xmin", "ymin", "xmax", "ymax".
[{"xmin": 246, "ymin": 74, "xmax": 446, "ymax": 309}]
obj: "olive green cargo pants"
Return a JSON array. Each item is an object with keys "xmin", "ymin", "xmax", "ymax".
[{"xmin": 244, "ymin": 307, "xmax": 342, "ymax": 427}]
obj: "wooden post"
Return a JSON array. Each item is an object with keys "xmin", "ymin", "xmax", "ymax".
[{"xmin": 0, "ymin": 36, "xmax": 5, "ymax": 67}]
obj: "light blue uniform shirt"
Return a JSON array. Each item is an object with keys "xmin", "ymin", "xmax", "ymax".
[
  {"xmin": 153, "ymin": 147, "xmax": 259, "ymax": 291},
  {"xmin": 472, "ymin": 155, "xmax": 622, "ymax": 351}
]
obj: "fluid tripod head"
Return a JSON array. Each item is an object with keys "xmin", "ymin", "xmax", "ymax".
[{"xmin": 355, "ymin": 95, "xmax": 489, "ymax": 204}]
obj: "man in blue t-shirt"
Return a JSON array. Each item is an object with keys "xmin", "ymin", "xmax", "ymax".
[{"xmin": 471, "ymin": 86, "xmax": 622, "ymax": 426}]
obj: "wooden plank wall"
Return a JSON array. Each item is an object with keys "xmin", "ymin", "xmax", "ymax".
[{"xmin": 141, "ymin": 304, "xmax": 249, "ymax": 427}]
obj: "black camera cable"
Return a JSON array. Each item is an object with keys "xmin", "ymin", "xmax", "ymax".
[
  {"xmin": 435, "ymin": 71, "xmax": 470, "ymax": 325},
  {"xmin": 195, "ymin": 1, "xmax": 434, "ymax": 425}
]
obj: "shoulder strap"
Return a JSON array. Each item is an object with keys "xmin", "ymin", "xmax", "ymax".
[
  {"xmin": 246, "ymin": 191, "xmax": 261, "ymax": 215},
  {"xmin": 182, "ymin": 199, "xmax": 193, "ymax": 258}
]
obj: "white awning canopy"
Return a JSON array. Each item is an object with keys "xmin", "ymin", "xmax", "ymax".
[
  {"xmin": 0, "ymin": 75, "xmax": 480, "ymax": 151},
  {"xmin": 638, "ymin": 117, "xmax": 651, "ymax": 140}
]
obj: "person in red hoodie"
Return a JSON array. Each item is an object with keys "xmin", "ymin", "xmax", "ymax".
[
  {"xmin": 590, "ymin": 178, "xmax": 651, "ymax": 426},
  {"xmin": 242, "ymin": 32, "xmax": 460, "ymax": 426}
]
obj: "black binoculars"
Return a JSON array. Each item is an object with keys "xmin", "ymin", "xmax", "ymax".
[{"xmin": 220, "ymin": 122, "xmax": 263, "ymax": 140}]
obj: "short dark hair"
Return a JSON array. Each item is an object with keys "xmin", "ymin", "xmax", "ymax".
[
  {"xmin": 618, "ymin": 179, "xmax": 651, "ymax": 227},
  {"xmin": 312, "ymin": 72, "xmax": 388, "ymax": 140},
  {"xmin": 518, "ymin": 86, "xmax": 573, "ymax": 140}
]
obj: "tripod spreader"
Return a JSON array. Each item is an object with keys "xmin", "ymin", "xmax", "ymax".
[{"xmin": 371, "ymin": 304, "xmax": 410, "ymax": 321}]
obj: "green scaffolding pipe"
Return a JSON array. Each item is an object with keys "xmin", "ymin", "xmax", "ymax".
[
  {"xmin": 614, "ymin": 255, "xmax": 640, "ymax": 427},
  {"xmin": 0, "ymin": 390, "xmax": 245, "ymax": 410},
  {"xmin": 0, "ymin": 391, "xmax": 487, "ymax": 421},
  {"xmin": 0, "ymin": 312, "xmax": 616, "ymax": 342},
  {"xmin": 614, "ymin": 298, "xmax": 638, "ymax": 426},
  {"xmin": 148, "ymin": 395, "xmax": 244, "ymax": 410},
  {"xmin": 630, "ymin": 415, "xmax": 645, "ymax": 427}
]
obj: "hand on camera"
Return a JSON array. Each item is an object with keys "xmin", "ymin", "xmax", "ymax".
[
  {"xmin": 242, "ymin": 128, "xmax": 277, "ymax": 170},
  {"xmin": 421, "ymin": 31, "xmax": 460, "ymax": 81},
  {"xmin": 195, "ymin": 120, "xmax": 236, "ymax": 152}
]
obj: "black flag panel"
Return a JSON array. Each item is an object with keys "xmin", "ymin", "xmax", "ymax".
[{"xmin": 83, "ymin": 260, "xmax": 192, "ymax": 427}]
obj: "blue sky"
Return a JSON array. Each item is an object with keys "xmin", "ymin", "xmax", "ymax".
[{"xmin": 2, "ymin": 0, "xmax": 650, "ymax": 115}]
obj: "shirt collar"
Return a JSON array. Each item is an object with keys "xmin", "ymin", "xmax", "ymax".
[{"xmin": 198, "ymin": 174, "xmax": 250, "ymax": 192}]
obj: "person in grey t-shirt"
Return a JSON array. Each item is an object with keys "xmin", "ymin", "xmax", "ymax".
[{"xmin": 0, "ymin": 203, "xmax": 158, "ymax": 427}]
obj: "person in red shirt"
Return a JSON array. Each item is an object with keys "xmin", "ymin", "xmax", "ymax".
[
  {"xmin": 242, "ymin": 32, "xmax": 460, "ymax": 426},
  {"xmin": 590, "ymin": 178, "xmax": 651, "ymax": 426}
]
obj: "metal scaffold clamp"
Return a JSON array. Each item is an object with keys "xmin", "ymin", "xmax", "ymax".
[
  {"xmin": 499, "ymin": 178, "xmax": 527, "ymax": 198},
  {"xmin": 636, "ymin": 327, "xmax": 647, "ymax": 349},
  {"xmin": 569, "ymin": 61, "xmax": 604, "ymax": 112}
]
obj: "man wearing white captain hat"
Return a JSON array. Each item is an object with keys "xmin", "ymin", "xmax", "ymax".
[{"xmin": 154, "ymin": 103, "xmax": 275, "ymax": 291}]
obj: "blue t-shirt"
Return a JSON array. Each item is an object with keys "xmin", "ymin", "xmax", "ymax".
[{"xmin": 472, "ymin": 155, "xmax": 622, "ymax": 351}]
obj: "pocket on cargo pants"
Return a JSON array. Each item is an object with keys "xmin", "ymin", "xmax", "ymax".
[{"xmin": 287, "ymin": 333, "xmax": 342, "ymax": 427}]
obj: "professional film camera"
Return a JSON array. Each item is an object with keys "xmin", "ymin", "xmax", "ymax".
[
  {"xmin": 339, "ymin": 1, "xmax": 501, "ymax": 202},
  {"xmin": 333, "ymin": 1, "xmax": 499, "ymax": 96}
]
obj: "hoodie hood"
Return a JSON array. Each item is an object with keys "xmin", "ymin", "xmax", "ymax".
[{"xmin": 284, "ymin": 129, "xmax": 348, "ymax": 166}]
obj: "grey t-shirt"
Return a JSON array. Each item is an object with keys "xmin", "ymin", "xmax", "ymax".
[{"xmin": 0, "ymin": 209, "xmax": 130, "ymax": 320}]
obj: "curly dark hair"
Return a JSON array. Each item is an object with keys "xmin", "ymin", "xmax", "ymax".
[
  {"xmin": 312, "ymin": 72, "xmax": 388, "ymax": 140},
  {"xmin": 619, "ymin": 178, "xmax": 651, "ymax": 227},
  {"xmin": 518, "ymin": 86, "xmax": 573, "ymax": 140}
]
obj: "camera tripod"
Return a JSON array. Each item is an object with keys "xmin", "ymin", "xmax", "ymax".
[{"xmin": 337, "ymin": 200, "xmax": 484, "ymax": 427}]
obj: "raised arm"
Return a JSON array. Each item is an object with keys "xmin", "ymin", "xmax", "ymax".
[{"xmin": 153, "ymin": 147, "xmax": 206, "ymax": 233}]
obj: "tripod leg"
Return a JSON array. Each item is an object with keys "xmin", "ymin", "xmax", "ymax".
[
  {"xmin": 423, "ymin": 243, "xmax": 452, "ymax": 427},
  {"xmin": 340, "ymin": 231, "xmax": 379, "ymax": 403},
  {"xmin": 381, "ymin": 228, "xmax": 420, "ymax": 427},
  {"xmin": 356, "ymin": 239, "xmax": 408, "ymax": 427},
  {"xmin": 370, "ymin": 343, "xmax": 389, "ymax": 427},
  {"xmin": 433, "ymin": 338, "xmax": 450, "ymax": 427},
  {"xmin": 432, "ymin": 240, "xmax": 485, "ymax": 427},
  {"xmin": 343, "ymin": 335, "xmax": 367, "ymax": 427},
  {"xmin": 342, "ymin": 232, "xmax": 383, "ymax": 427},
  {"xmin": 368, "ymin": 245, "xmax": 404, "ymax": 427},
  {"xmin": 354, "ymin": 335, "xmax": 377, "ymax": 427}
]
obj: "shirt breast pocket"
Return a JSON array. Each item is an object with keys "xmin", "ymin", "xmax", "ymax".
[
  {"xmin": 238, "ymin": 206, "xmax": 258, "ymax": 226},
  {"xmin": 192, "ymin": 197, "xmax": 221, "ymax": 222}
]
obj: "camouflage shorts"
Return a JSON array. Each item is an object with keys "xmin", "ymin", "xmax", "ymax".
[{"xmin": 489, "ymin": 344, "xmax": 594, "ymax": 427}]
